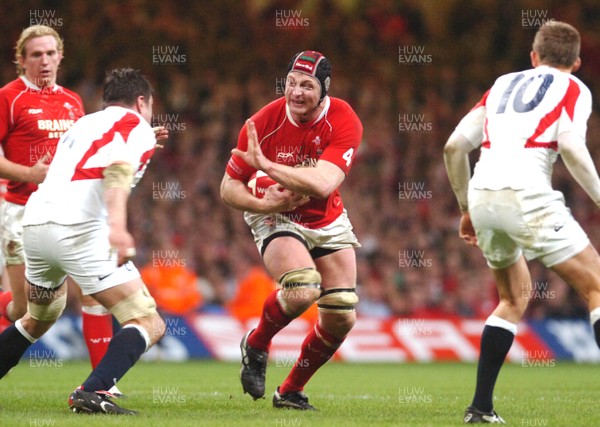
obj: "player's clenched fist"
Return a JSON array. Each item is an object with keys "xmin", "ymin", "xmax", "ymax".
[
  {"xmin": 27, "ymin": 153, "xmax": 51, "ymax": 184},
  {"xmin": 260, "ymin": 185, "xmax": 309, "ymax": 213},
  {"xmin": 109, "ymin": 227, "xmax": 136, "ymax": 266}
]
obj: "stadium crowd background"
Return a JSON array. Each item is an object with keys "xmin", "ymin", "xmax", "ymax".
[{"xmin": 2, "ymin": 0, "xmax": 600, "ymax": 321}]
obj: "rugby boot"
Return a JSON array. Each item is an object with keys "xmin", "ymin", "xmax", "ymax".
[
  {"xmin": 240, "ymin": 329, "xmax": 268, "ymax": 399},
  {"xmin": 464, "ymin": 406, "xmax": 505, "ymax": 424},
  {"xmin": 68, "ymin": 387, "xmax": 137, "ymax": 415},
  {"xmin": 273, "ymin": 386, "xmax": 317, "ymax": 411}
]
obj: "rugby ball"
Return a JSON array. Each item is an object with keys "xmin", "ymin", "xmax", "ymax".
[{"xmin": 247, "ymin": 170, "xmax": 279, "ymax": 198}]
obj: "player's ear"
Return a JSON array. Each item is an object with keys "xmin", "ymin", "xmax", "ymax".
[
  {"xmin": 571, "ymin": 57, "xmax": 581, "ymax": 73},
  {"xmin": 135, "ymin": 95, "xmax": 145, "ymax": 113},
  {"xmin": 135, "ymin": 95, "xmax": 153, "ymax": 123},
  {"xmin": 18, "ymin": 56, "xmax": 26, "ymax": 71},
  {"xmin": 530, "ymin": 51, "xmax": 539, "ymax": 67}
]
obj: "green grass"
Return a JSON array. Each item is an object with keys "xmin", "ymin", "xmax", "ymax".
[{"xmin": 0, "ymin": 360, "xmax": 598, "ymax": 426}]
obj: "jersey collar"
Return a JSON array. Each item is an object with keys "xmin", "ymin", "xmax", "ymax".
[
  {"xmin": 285, "ymin": 96, "xmax": 330, "ymax": 127},
  {"xmin": 20, "ymin": 76, "xmax": 60, "ymax": 92}
]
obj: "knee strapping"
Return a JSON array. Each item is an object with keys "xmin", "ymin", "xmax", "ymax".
[
  {"xmin": 277, "ymin": 268, "xmax": 322, "ymax": 316},
  {"xmin": 28, "ymin": 291, "xmax": 67, "ymax": 321},
  {"xmin": 278, "ymin": 267, "xmax": 322, "ymax": 291},
  {"xmin": 317, "ymin": 288, "xmax": 359, "ymax": 314},
  {"xmin": 109, "ymin": 286, "xmax": 158, "ymax": 324}
]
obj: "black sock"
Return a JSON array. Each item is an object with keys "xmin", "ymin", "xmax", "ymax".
[
  {"xmin": 0, "ymin": 324, "xmax": 34, "ymax": 378},
  {"xmin": 471, "ymin": 325, "xmax": 514, "ymax": 413},
  {"xmin": 594, "ymin": 320, "xmax": 600, "ymax": 349},
  {"xmin": 82, "ymin": 326, "xmax": 147, "ymax": 392}
]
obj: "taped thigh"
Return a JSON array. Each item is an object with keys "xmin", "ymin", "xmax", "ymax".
[
  {"xmin": 317, "ymin": 288, "xmax": 359, "ymax": 314},
  {"xmin": 278, "ymin": 267, "xmax": 322, "ymax": 291},
  {"xmin": 28, "ymin": 290, "xmax": 67, "ymax": 321},
  {"xmin": 109, "ymin": 285, "xmax": 158, "ymax": 324},
  {"xmin": 277, "ymin": 267, "xmax": 322, "ymax": 315}
]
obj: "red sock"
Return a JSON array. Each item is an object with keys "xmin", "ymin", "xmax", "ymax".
[
  {"xmin": 82, "ymin": 308, "xmax": 113, "ymax": 369},
  {"xmin": 0, "ymin": 316, "xmax": 11, "ymax": 333},
  {"xmin": 279, "ymin": 323, "xmax": 344, "ymax": 393},
  {"xmin": 0, "ymin": 291, "xmax": 13, "ymax": 321},
  {"xmin": 247, "ymin": 290, "xmax": 293, "ymax": 351}
]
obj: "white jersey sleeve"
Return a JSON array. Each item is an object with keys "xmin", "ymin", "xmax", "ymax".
[
  {"xmin": 23, "ymin": 106, "xmax": 156, "ymax": 225},
  {"xmin": 557, "ymin": 77, "xmax": 591, "ymax": 140},
  {"xmin": 455, "ymin": 91, "xmax": 488, "ymax": 148},
  {"xmin": 467, "ymin": 65, "xmax": 592, "ymax": 190}
]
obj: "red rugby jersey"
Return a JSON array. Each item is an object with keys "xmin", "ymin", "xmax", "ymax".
[
  {"xmin": 226, "ymin": 96, "xmax": 363, "ymax": 228},
  {"xmin": 0, "ymin": 77, "xmax": 85, "ymax": 205}
]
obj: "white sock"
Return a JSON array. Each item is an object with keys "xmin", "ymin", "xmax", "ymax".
[
  {"xmin": 590, "ymin": 307, "xmax": 600, "ymax": 326},
  {"xmin": 15, "ymin": 319, "xmax": 37, "ymax": 344},
  {"xmin": 485, "ymin": 314, "xmax": 517, "ymax": 335}
]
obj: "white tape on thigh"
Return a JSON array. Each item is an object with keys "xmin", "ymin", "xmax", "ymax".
[
  {"xmin": 109, "ymin": 286, "xmax": 157, "ymax": 324},
  {"xmin": 28, "ymin": 291, "xmax": 67, "ymax": 321},
  {"xmin": 278, "ymin": 268, "xmax": 322, "ymax": 290},
  {"xmin": 277, "ymin": 268, "xmax": 322, "ymax": 316},
  {"xmin": 317, "ymin": 288, "xmax": 359, "ymax": 313}
]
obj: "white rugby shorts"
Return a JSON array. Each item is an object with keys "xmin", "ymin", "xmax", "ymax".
[
  {"xmin": 0, "ymin": 200, "xmax": 26, "ymax": 265},
  {"xmin": 244, "ymin": 209, "xmax": 360, "ymax": 257},
  {"xmin": 468, "ymin": 188, "xmax": 589, "ymax": 269},
  {"xmin": 23, "ymin": 220, "xmax": 140, "ymax": 294}
]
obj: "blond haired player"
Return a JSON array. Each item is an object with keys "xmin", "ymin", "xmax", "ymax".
[
  {"xmin": 0, "ymin": 68, "xmax": 166, "ymax": 415},
  {"xmin": 445, "ymin": 22, "xmax": 600, "ymax": 423},
  {"xmin": 0, "ymin": 25, "xmax": 121, "ymax": 378}
]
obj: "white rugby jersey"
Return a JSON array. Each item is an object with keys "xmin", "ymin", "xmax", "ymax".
[
  {"xmin": 456, "ymin": 65, "xmax": 592, "ymax": 190},
  {"xmin": 23, "ymin": 106, "xmax": 156, "ymax": 225}
]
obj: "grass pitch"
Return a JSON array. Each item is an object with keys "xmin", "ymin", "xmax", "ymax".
[{"xmin": 0, "ymin": 360, "xmax": 598, "ymax": 426}]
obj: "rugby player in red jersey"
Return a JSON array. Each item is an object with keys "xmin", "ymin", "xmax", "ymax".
[
  {"xmin": 0, "ymin": 68, "xmax": 166, "ymax": 415},
  {"xmin": 221, "ymin": 51, "xmax": 363, "ymax": 410},
  {"xmin": 0, "ymin": 25, "xmax": 116, "ymax": 388}
]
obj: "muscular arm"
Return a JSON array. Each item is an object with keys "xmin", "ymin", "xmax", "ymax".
[
  {"xmin": 220, "ymin": 173, "xmax": 266, "ymax": 213},
  {"xmin": 443, "ymin": 131, "xmax": 480, "ymax": 246},
  {"xmin": 263, "ymin": 159, "xmax": 344, "ymax": 199},
  {"xmin": 443, "ymin": 130, "xmax": 475, "ymax": 213},
  {"xmin": 220, "ymin": 172, "xmax": 309, "ymax": 214},
  {"xmin": 559, "ymin": 131, "xmax": 600, "ymax": 207},
  {"xmin": 105, "ymin": 186, "xmax": 129, "ymax": 233},
  {"xmin": 103, "ymin": 162, "xmax": 135, "ymax": 265},
  {"xmin": 0, "ymin": 155, "xmax": 49, "ymax": 183},
  {"xmin": 232, "ymin": 120, "xmax": 345, "ymax": 199}
]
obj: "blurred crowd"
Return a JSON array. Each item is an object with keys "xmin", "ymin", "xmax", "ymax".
[{"xmin": 2, "ymin": 0, "xmax": 600, "ymax": 320}]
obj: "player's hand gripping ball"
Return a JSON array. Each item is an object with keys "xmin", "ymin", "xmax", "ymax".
[{"xmin": 247, "ymin": 170, "xmax": 281, "ymax": 198}]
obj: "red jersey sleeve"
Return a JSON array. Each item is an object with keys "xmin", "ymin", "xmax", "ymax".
[
  {"xmin": 0, "ymin": 86, "xmax": 11, "ymax": 146},
  {"xmin": 225, "ymin": 122, "xmax": 256, "ymax": 181},
  {"xmin": 70, "ymin": 90, "xmax": 86, "ymax": 115},
  {"xmin": 318, "ymin": 100, "xmax": 363, "ymax": 174}
]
